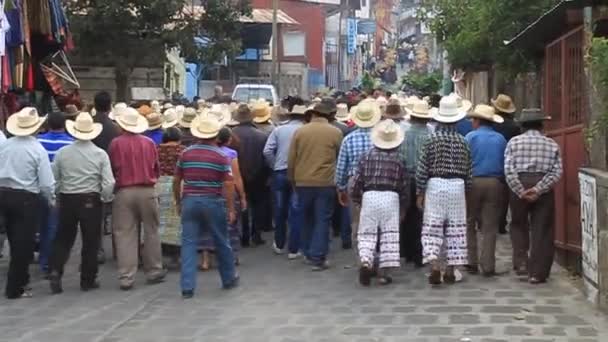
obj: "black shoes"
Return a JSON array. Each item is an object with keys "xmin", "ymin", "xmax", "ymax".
[
  {"xmin": 222, "ymin": 276, "xmax": 240, "ymax": 290},
  {"xmin": 49, "ymin": 273, "xmax": 63, "ymax": 294},
  {"xmin": 342, "ymin": 241, "xmax": 352, "ymax": 250},
  {"xmin": 182, "ymin": 290, "xmax": 194, "ymax": 299},
  {"xmin": 359, "ymin": 264, "xmax": 373, "ymax": 287},
  {"xmin": 80, "ymin": 280, "xmax": 100, "ymax": 292}
]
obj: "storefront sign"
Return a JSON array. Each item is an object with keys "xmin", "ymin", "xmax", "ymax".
[
  {"xmin": 580, "ymin": 172, "xmax": 598, "ymax": 284},
  {"xmin": 347, "ymin": 18, "xmax": 357, "ymax": 55},
  {"xmin": 357, "ymin": 19, "xmax": 376, "ymax": 35}
]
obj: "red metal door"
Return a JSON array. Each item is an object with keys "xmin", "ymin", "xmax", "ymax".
[{"xmin": 543, "ymin": 26, "xmax": 586, "ymax": 253}]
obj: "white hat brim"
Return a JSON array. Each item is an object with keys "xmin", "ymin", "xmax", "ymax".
[
  {"xmin": 190, "ymin": 116, "xmax": 220, "ymax": 139},
  {"xmin": 6, "ymin": 114, "xmax": 47, "ymax": 136},
  {"xmin": 162, "ymin": 119, "xmax": 178, "ymax": 129},
  {"xmin": 467, "ymin": 112, "xmax": 505, "ymax": 124},
  {"xmin": 116, "ymin": 115, "xmax": 149, "ymax": 134},
  {"xmin": 430, "ymin": 108, "xmax": 468, "ymax": 124},
  {"xmin": 405, "ymin": 107, "xmax": 432, "ymax": 119},
  {"xmin": 371, "ymin": 127, "xmax": 405, "ymax": 150},
  {"xmin": 491, "ymin": 98, "xmax": 516, "ymax": 114},
  {"xmin": 65, "ymin": 120, "xmax": 103, "ymax": 141}
]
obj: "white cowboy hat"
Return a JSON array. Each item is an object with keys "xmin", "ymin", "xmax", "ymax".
[
  {"xmin": 109, "ymin": 102, "xmax": 128, "ymax": 121},
  {"xmin": 196, "ymin": 99, "xmax": 207, "ymax": 110},
  {"xmin": 190, "ymin": 116, "xmax": 221, "ymax": 139},
  {"xmin": 290, "ymin": 105, "xmax": 308, "ymax": 115},
  {"xmin": 178, "ymin": 107, "xmax": 198, "ymax": 128},
  {"xmin": 352, "ymin": 99, "xmax": 382, "ymax": 128},
  {"xmin": 162, "ymin": 108, "xmax": 179, "ymax": 129},
  {"xmin": 206, "ymin": 104, "xmax": 231, "ymax": 126},
  {"xmin": 406, "ymin": 100, "xmax": 433, "ymax": 119},
  {"xmin": 335, "ymin": 103, "xmax": 350, "ymax": 122},
  {"xmin": 430, "ymin": 96, "xmax": 468, "ymax": 124},
  {"xmin": 65, "ymin": 112, "xmax": 103, "ymax": 141},
  {"xmin": 175, "ymin": 105, "xmax": 186, "ymax": 117},
  {"xmin": 371, "ymin": 119, "xmax": 405, "ymax": 150},
  {"xmin": 311, "ymin": 97, "xmax": 322, "ymax": 104},
  {"xmin": 448, "ymin": 93, "xmax": 472, "ymax": 113},
  {"xmin": 251, "ymin": 99, "xmax": 272, "ymax": 124},
  {"xmin": 491, "ymin": 94, "xmax": 516, "ymax": 114},
  {"xmin": 6, "ymin": 107, "xmax": 47, "ymax": 136},
  {"xmin": 145, "ymin": 112, "xmax": 163, "ymax": 130},
  {"xmin": 468, "ymin": 104, "xmax": 504, "ymax": 124},
  {"xmin": 116, "ymin": 107, "xmax": 149, "ymax": 134}
]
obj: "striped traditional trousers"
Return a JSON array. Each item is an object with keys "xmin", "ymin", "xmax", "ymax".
[
  {"xmin": 357, "ymin": 191, "xmax": 401, "ymax": 269},
  {"xmin": 421, "ymin": 178, "xmax": 468, "ymax": 266}
]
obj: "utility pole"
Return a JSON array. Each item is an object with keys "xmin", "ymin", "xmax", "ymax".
[{"xmin": 271, "ymin": 0, "xmax": 279, "ymax": 92}]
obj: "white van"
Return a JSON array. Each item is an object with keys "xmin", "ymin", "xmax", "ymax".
[{"xmin": 231, "ymin": 84, "xmax": 279, "ymax": 106}]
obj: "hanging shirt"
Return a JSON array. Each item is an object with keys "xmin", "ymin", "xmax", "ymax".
[{"xmin": 0, "ymin": 3, "xmax": 10, "ymax": 57}]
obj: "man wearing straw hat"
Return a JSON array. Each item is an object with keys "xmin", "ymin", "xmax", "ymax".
[
  {"xmin": 289, "ymin": 97, "xmax": 343, "ymax": 270},
  {"xmin": 109, "ymin": 107, "xmax": 165, "ymax": 291},
  {"xmin": 0, "ymin": 107, "xmax": 54, "ymax": 299},
  {"xmin": 173, "ymin": 115, "xmax": 239, "ymax": 299},
  {"xmin": 464, "ymin": 104, "xmax": 507, "ymax": 277},
  {"xmin": 252, "ymin": 100, "xmax": 275, "ymax": 135},
  {"xmin": 417, "ymin": 96, "xmax": 472, "ymax": 285},
  {"xmin": 401, "ymin": 100, "xmax": 433, "ymax": 267},
  {"xmin": 48, "ymin": 112, "xmax": 115, "ymax": 294},
  {"xmin": 335, "ymin": 99, "xmax": 381, "ymax": 250},
  {"xmin": 263, "ymin": 104, "xmax": 307, "ymax": 258},
  {"xmin": 178, "ymin": 107, "xmax": 198, "ymax": 147},
  {"xmin": 504, "ymin": 108, "xmax": 562, "ymax": 284},
  {"xmin": 351, "ymin": 119, "xmax": 408, "ymax": 286},
  {"xmin": 143, "ymin": 112, "xmax": 164, "ymax": 145}
]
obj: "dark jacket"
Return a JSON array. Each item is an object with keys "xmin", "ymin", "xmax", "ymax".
[
  {"xmin": 232, "ymin": 123, "xmax": 270, "ymax": 183},
  {"xmin": 493, "ymin": 115, "xmax": 521, "ymax": 142},
  {"xmin": 93, "ymin": 112, "xmax": 120, "ymax": 152}
]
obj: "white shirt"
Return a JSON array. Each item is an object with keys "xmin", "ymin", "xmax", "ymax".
[{"xmin": 0, "ymin": 136, "xmax": 55, "ymax": 200}]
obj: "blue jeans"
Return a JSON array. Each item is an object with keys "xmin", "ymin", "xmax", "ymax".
[
  {"xmin": 180, "ymin": 195, "xmax": 236, "ymax": 292},
  {"xmin": 38, "ymin": 197, "xmax": 58, "ymax": 273},
  {"xmin": 339, "ymin": 205, "xmax": 352, "ymax": 246},
  {"xmin": 297, "ymin": 187, "xmax": 336, "ymax": 265},
  {"xmin": 272, "ymin": 171, "xmax": 301, "ymax": 253}
]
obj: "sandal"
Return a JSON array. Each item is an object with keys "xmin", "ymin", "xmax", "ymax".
[
  {"xmin": 428, "ymin": 269, "xmax": 442, "ymax": 285},
  {"xmin": 378, "ymin": 276, "xmax": 393, "ymax": 286}
]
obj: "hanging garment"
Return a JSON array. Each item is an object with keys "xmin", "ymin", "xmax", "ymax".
[
  {"xmin": 5, "ymin": 0, "xmax": 23, "ymax": 48},
  {"xmin": 0, "ymin": 1, "xmax": 11, "ymax": 58},
  {"xmin": 421, "ymin": 177, "xmax": 468, "ymax": 266},
  {"xmin": 357, "ymin": 191, "xmax": 401, "ymax": 269}
]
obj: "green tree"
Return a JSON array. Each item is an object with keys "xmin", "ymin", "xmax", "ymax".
[
  {"xmin": 419, "ymin": 0, "xmax": 559, "ymax": 73},
  {"xmin": 66, "ymin": 0, "xmax": 250, "ymax": 101}
]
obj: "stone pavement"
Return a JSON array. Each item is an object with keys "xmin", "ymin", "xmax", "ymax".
[{"xmin": 0, "ymin": 234, "xmax": 607, "ymax": 342}]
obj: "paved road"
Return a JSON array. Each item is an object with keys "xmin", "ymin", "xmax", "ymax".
[{"xmin": 0, "ymin": 233, "xmax": 607, "ymax": 342}]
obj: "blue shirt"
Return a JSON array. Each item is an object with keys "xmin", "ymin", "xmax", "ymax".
[
  {"xmin": 37, "ymin": 131, "xmax": 75, "ymax": 162},
  {"xmin": 335, "ymin": 127, "xmax": 373, "ymax": 190},
  {"xmin": 144, "ymin": 128, "xmax": 164, "ymax": 146},
  {"xmin": 465, "ymin": 126, "xmax": 507, "ymax": 177},
  {"xmin": 456, "ymin": 118, "xmax": 473, "ymax": 137},
  {"xmin": 263, "ymin": 120, "xmax": 303, "ymax": 171}
]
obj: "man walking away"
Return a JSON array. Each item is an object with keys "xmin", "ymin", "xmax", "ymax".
[
  {"xmin": 37, "ymin": 112, "xmax": 74, "ymax": 274},
  {"xmin": 48, "ymin": 112, "xmax": 115, "ymax": 294},
  {"xmin": 110, "ymin": 107, "xmax": 165, "ymax": 291},
  {"xmin": 492, "ymin": 94, "xmax": 521, "ymax": 235},
  {"xmin": 504, "ymin": 109, "xmax": 562, "ymax": 284},
  {"xmin": 464, "ymin": 105, "xmax": 507, "ymax": 277},
  {"xmin": 351, "ymin": 120, "xmax": 408, "ymax": 286},
  {"xmin": 0, "ymin": 108, "xmax": 54, "ymax": 299},
  {"xmin": 174, "ymin": 116, "xmax": 239, "ymax": 299},
  {"xmin": 264, "ymin": 105, "xmax": 307, "ymax": 258},
  {"xmin": 288, "ymin": 98, "xmax": 343, "ymax": 271}
]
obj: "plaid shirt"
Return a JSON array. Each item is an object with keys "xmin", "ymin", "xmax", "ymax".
[
  {"xmin": 504, "ymin": 129, "xmax": 563, "ymax": 196},
  {"xmin": 335, "ymin": 128, "xmax": 373, "ymax": 191},
  {"xmin": 351, "ymin": 147, "xmax": 409, "ymax": 205}
]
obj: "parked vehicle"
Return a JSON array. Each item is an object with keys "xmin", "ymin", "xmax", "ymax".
[{"xmin": 232, "ymin": 84, "xmax": 279, "ymax": 106}]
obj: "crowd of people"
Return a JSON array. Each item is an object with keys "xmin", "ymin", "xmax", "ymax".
[{"xmin": 0, "ymin": 87, "xmax": 562, "ymax": 299}]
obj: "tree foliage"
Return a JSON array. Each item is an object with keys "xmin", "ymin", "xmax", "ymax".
[
  {"xmin": 401, "ymin": 70, "xmax": 442, "ymax": 96},
  {"xmin": 418, "ymin": 0, "xmax": 560, "ymax": 73}
]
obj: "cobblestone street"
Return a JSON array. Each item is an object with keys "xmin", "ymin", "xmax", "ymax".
[{"xmin": 1, "ymin": 234, "xmax": 607, "ymax": 342}]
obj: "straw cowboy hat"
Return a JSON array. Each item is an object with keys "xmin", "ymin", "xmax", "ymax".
[
  {"xmin": 109, "ymin": 102, "xmax": 128, "ymax": 121},
  {"xmin": 335, "ymin": 103, "xmax": 350, "ymax": 122},
  {"xmin": 175, "ymin": 105, "xmax": 186, "ymax": 117},
  {"xmin": 116, "ymin": 107, "xmax": 149, "ymax": 134},
  {"xmin": 468, "ymin": 104, "xmax": 504, "ymax": 124},
  {"xmin": 371, "ymin": 119, "xmax": 405, "ymax": 150},
  {"xmin": 376, "ymin": 96, "xmax": 388, "ymax": 110},
  {"xmin": 352, "ymin": 99, "xmax": 382, "ymax": 128},
  {"xmin": 290, "ymin": 105, "xmax": 308, "ymax": 116},
  {"xmin": 65, "ymin": 112, "xmax": 103, "ymax": 141},
  {"xmin": 349, "ymin": 105, "xmax": 358, "ymax": 119},
  {"xmin": 206, "ymin": 104, "xmax": 231, "ymax": 126},
  {"xmin": 145, "ymin": 112, "xmax": 163, "ymax": 130},
  {"xmin": 6, "ymin": 107, "xmax": 47, "ymax": 136},
  {"xmin": 305, "ymin": 97, "xmax": 337, "ymax": 117},
  {"xmin": 178, "ymin": 107, "xmax": 198, "ymax": 128},
  {"xmin": 251, "ymin": 99, "xmax": 272, "ymax": 123},
  {"xmin": 196, "ymin": 99, "xmax": 207, "ymax": 110},
  {"xmin": 516, "ymin": 108, "xmax": 551, "ymax": 123},
  {"xmin": 233, "ymin": 103, "xmax": 254, "ymax": 123},
  {"xmin": 430, "ymin": 96, "xmax": 468, "ymax": 124},
  {"xmin": 491, "ymin": 94, "xmax": 517, "ymax": 114},
  {"xmin": 404, "ymin": 96, "xmax": 421, "ymax": 110},
  {"xmin": 384, "ymin": 98, "xmax": 405, "ymax": 119},
  {"xmin": 162, "ymin": 108, "xmax": 179, "ymax": 129},
  {"xmin": 64, "ymin": 104, "xmax": 80, "ymax": 119},
  {"xmin": 406, "ymin": 100, "xmax": 433, "ymax": 119},
  {"xmin": 190, "ymin": 116, "xmax": 222, "ymax": 139}
]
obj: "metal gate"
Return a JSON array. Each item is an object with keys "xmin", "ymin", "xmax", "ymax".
[
  {"xmin": 543, "ymin": 26, "xmax": 586, "ymax": 253},
  {"xmin": 325, "ymin": 42, "xmax": 338, "ymax": 89}
]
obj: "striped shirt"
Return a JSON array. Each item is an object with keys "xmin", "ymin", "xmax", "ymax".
[
  {"xmin": 37, "ymin": 131, "xmax": 74, "ymax": 162},
  {"xmin": 176, "ymin": 143, "xmax": 231, "ymax": 197}
]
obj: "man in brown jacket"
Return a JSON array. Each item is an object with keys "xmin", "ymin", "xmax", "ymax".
[{"xmin": 288, "ymin": 98, "xmax": 343, "ymax": 271}]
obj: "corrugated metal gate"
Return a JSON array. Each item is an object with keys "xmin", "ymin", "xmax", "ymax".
[{"xmin": 543, "ymin": 26, "xmax": 586, "ymax": 254}]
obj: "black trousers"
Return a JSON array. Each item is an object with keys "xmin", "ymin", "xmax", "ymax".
[
  {"xmin": 242, "ymin": 177, "xmax": 269, "ymax": 243},
  {"xmin": 0, "ymin": 188, "xmax": 39, "ymax": 299},
  {"xmin": 401, "ymin": 181, "xmax": 422, "ymax": 264},
  {"xmin": 49, "ymin": 193, "xmax": 102, "ymax": 284}
]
